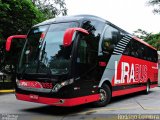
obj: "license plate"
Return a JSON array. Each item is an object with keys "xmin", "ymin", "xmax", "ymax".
[{"xmin": 29, "ymin": 94, "xmax": 39, "ymax": 100}]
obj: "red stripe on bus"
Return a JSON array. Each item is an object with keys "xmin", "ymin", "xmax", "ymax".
[
  {"xmin": 150, "ymin": 84, "xmax": 158, "ymax": 88},
  {"xmin": 112, "ymin": 86, "xmax": 146, "ymax": 97},
  {"xmin": 16, "ymin": 93, "xmax": 100, "ymax": 107}
]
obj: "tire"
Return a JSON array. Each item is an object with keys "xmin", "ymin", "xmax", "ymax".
[
  {"xmin": 145, "ymin": 81, "xmax": 150, "ymax": 94},
  {"xmin": 93, "ymin": 84, "xmax": 111, "ymax": 107}
]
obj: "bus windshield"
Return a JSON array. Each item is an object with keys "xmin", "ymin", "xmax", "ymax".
[{"xmin": 18, "ymin": 22, "xmax": 78, "ymax": 76}]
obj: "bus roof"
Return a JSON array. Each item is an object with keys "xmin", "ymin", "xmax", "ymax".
[
  {"xmin": 34, "ymin": 14, "xmax": 129, "ymax": 34},
  {"xmin": 34, "ymin": 14, "xmax": 156, "ymax": 51},
  {"xmin": 34, "ymin": 14, "xmax": 106, "ymax": 27}
]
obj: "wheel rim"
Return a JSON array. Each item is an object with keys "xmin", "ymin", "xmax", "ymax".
[{"xmin": 100, "ymin": 89, "xmax": 107, "ymax": 102}]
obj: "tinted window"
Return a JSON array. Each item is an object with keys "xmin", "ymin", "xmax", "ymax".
[
  {"xmin": 76, "ymin": 20, "xmax": 105, "ymax": 76},
  {"xmin": 77, "ymin": 20, "xmax": 104, "ymax": 64},
  {"xmin": 123, "ymin": 39, "xmax": 157, "ymax": 62},
  {"xmin": 82, "ymin": 20, "xmax": 105, "ymax": 37},
  {"xmin": 101, "ymin": 25, "xmax": 120, "ymax": 57},
  {"xmin": 19, "ymin": 22, "xmax": 79, "ymax": 75},
  {"xmin": 147, "ymin": 48, "xmax": 157, "ymax": 62}
]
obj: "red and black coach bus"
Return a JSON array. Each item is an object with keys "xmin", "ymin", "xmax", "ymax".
[{"xmin": 6, "ymin": 15, "xmax": 158, "ymax": 107}]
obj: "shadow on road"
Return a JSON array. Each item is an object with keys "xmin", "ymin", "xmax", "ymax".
[
  {"xmin": 22, "ymin": 104, "xmax": 93, "ymax": 116},
  {"xmin": 111, "ymin": 91, "xmax": 153, "ymax": 103},
  {"xmin": 21, "ymin": 91, "xmax": 154, "ymax": 116}
]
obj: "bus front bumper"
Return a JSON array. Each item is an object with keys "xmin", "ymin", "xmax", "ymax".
[{"xmin": 16, "ymin": 93, "xmax": 100, "ymax": 107}]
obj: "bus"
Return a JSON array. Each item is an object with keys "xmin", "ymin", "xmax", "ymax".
[{"xmin": 6, "ymin": 15, "xmax": 158, "ymax": 107}]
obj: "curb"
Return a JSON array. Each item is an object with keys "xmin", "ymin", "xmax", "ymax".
[{"xmin": 0, "ymin": 89, "xmax": 15, "ymax": 93}]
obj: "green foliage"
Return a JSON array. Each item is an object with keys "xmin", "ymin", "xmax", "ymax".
[
  {"xmin": 145, "ymin": 32, "xmax": 160, "ymax": 50},
  {"xmin": 0, "ymin": 0, "xmax": 46, "ymax": 73},
  {"xmin": 0, "ymin": 0, "xmax": 45, "ymax": 39},
  {"xmin": 0, "ymin": 0, "xmax": 67, "ymax": 40},
  {"xmin": 0, "ymin": 0, "xmax": 67, "ymax": 75},
  {"xmin": 146, "ymin": 0, "xmax": 160, "ymax": 49}
]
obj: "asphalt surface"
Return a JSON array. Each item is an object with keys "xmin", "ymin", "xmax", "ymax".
[{"xmin": 0, "ymin": 87, "xmax": 160, "ymax": 120}]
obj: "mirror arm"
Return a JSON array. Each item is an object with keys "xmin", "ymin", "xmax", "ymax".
[
  {"xmin": 6, "ymin": 35, "xmax": 27, "ymax": 51},
  {"xmin": 63, "ymin": 27, "xmax": 89, "ymax": 47}
]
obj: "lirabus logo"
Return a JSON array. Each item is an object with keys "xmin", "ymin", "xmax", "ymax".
[{"xmin": 114, "ymin": 61, "xmax": 147, "ymax": 84}]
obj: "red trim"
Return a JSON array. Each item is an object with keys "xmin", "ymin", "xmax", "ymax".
[
  {"xmin": 99, "ymin": 62, "xmax": 107, "ymax": 67},
  {"xmin": 63, "ymin": 27, "xmax": 89, "ymax": 46},
  {"xmin": 112, "ymin": 86, "xmax": 146, "ymax": 97},
  {"xmin": 133, "ymin": 36, "xmax": 156, "ymax": 50},
  {"xmin": 6, "ymin": 35, "xmax": 27, "ymax": 51},
  {"xmin": 19, "ymin": 80, "xmax": 43, "ymax": 89},
  {"xmin": 16, "ymin": 93, "xmax": 100, "ymax": 107},
  {"xmin": 150, "ymin": 84, "xmax": 158, "ymax": 88}
]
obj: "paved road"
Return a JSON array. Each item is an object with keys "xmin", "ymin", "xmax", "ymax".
[{"xmin": 0, "ymin": 87, "xmax": 160, "ymax": 120}]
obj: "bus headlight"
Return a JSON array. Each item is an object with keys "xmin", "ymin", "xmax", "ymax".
[{"xmin": 52, "ymin": 78, "xmax": 74, "ymax": 92}]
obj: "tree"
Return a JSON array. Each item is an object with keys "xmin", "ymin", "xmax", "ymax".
[
  {"xmin": 145, "ymin": 32, "xmax": 160, "ymax": 50},
  {"xmin": 0, "ymin": 0, "xmax": 45, "ymax": 40},
  {"xmin": 0, "ymin": 0, "xmax": 67, "ymax": 40},
  {"xmin": 32, "ymin": 0, "xmax": 67, "ymax": 19},
  {"xmin": 148, "ymin": 0, "xmax": 160, "ymax": 14},
  {"xmin": 0, "ymin": 0, "xmax": 47, "ymax": 74},
  {"xmin": 146, "ymin": 0, "xmax": 160, "ymax": 50},
  {"xmin": 133, "ymin": 29, "xmax": 152, "ymax": 39},
  {"xmin": 0, "ymin": 0, "xmax": 68, "ymax": 85},
  {"xmin": 0, "ymin": 0, "xmax": 68, "ymax": 69}
]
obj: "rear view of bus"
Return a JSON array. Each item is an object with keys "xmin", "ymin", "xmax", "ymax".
[{"xmin": 6, "ymin": 15, "xmax": 158, "ymax": 107}]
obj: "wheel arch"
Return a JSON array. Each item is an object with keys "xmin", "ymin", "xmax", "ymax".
[
  {"xmin": 99, "ymin": 79, "xmax": 112, "ymax": 92},
  {"xmin": 147, "ymin": 78, "xmax": 151, "ymax": 84}
]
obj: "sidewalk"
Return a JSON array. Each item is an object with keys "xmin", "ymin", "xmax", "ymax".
[{"xmin": 0, "ymin": 89, "xmax": 15, "ymax": 93}]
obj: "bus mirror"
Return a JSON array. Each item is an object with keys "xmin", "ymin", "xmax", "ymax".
[
  {"xmin": 6, "ymin": 35, "xmax": 27, "ymax": 51},
  {"xmin": 63, "ymin": 27, "xmax": 89, "ymax": 46}
]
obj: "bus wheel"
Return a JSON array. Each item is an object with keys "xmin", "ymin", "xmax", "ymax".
[
  {"xmin": 145, "ymin": 81, "xmax": 150, "ymax": 94},
  {"xmin": 93, "ymin": 84, "xmax": 111, "ymax": 107}
]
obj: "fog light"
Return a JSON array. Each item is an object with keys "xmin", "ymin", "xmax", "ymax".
[{"xmin": 59, "ymin": 99, "xmax": 64, "ymax": 103}]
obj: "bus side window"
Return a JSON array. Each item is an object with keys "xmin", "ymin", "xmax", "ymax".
[
  {"xmin": 76, "ymin": 20, "xmax": 105, "ymax": 78},
  {"xmin": 79, "ymin": 20, "xmax": 105, "ymax": 64},
  {"xmin": 102, "ymin": 25, "xmax": 119, "ymax": 57}
]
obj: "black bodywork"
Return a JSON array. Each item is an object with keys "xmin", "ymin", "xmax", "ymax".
[{"xmin": 16, "ymin": 15, "xmax": 129, "ymax": 98}]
